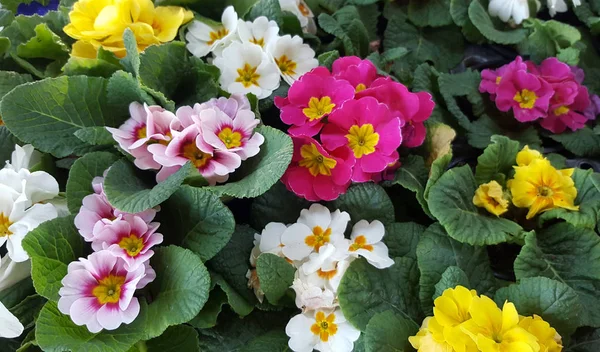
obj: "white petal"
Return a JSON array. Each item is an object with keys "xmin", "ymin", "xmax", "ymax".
[
  {"xmin": 298, "ymin": 204, "xmax": 332, "ymax": 230},
  {"xmin": 0, "ymin": 255, "xmax": 30, "ymax": 291},
  {"xmin": 281, "ymin": 223, "xmax": 314, "ymax": 260},
  {"xmin": 0, "ymin": 302, "xmax": 23, "ymax": 338}
]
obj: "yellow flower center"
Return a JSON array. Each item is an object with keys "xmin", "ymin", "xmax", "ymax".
[
  {"xmin": 310, "ymin": 312, "xmax": 338, "ymax": 342},
  {"xmin": 218, "ymin": 127, "xmax": 242, "ymax": 149},
  {"xmin": 250, "ymin": 37, "xmax": 265, "ymax": 47},
  {"xmin": 554, "ymin": 106, "xmax": 570, "ymax": 116},
  {"xmin": 349, "ymin": 235, "xmax": 374, "ymax": 252},
  {"xmin": 136, "ymin": 126, "xmax": 147, "ymax": 139},
  {"xmin": 92, "ymin": 275, "xmax": 126, "ymax": 305},
  {"xmin": 513, "ymin": 89, "xmax": 538, "ymax": 109},
  {"xmin": 275, "ymin": 55, "xmax": 297, "ymax": 75},
  {"xmin": 208, "ymin": 28, "xmax": 229, "ymax": 45},
  {"xmin": 302, "ymin": 96, "xmax": 336, "ymax": 121},
  {"xmin": 118, "ymin": 234, "xmax": 145, "ymax": 257},
  {"xmin": 304, "ymin": 226, "xmax": 332, "ymax": 251},
  {"xmin": 0, "ymin": 213, "xmax": 12, "ymax": 237},
  {"xmin": 298, "ymin": 143, "xmax": 337, "ymax": 176},
  {"xmin": 298, "ymin": 3, "xmax": 311, "ymax": 16},
  {"xmin": 346, "ymin": 124, "xmax": 379, "ymax": 158},
  {"xmin": 496, "ymin": 76, "xmax": 502, "ymax": 85},
  {"xmin": 182, "ymin": 142, "xmax": 212, "ymax": 169},
  {"xmin": 236, "ymin": 63, "xmax": 261, "ymax": 88},
  {"xmin": 537, "ymin": 186, "xmax": 554, "ymax": 197},
  {"xmin": 355, "ymin": 83, "xmax": 367, "ymax": 93}
]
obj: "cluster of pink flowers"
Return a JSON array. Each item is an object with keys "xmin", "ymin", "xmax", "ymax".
[
  {"xmin": 59, "ymin": 173, "xmax": 162, "ymax": 333},
  {"xmin": 481, "ymin": 57, "xmax": 599, "ymax": 134},
  {"xmin": 108, "ymin": 95, "xmax": 264, "ymax": 185},
  {"xmin": 276, "ymin": 56, "xmax": 434, "ymax": 201}
]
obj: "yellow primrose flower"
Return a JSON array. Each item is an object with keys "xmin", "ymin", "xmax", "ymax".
[
  {"xmin": 519, "ymin": 315, "xmax": 563, "ymax": 352},
  {"xmin": 473, "ymin": 181, "xmax": 510, "ymax": 216},
  {"xmin": 408, "ymin": 317, "xmax": 454, "ymax": 352},
  {"xmin": 516, "ymin": 145, "xmax": 543, "ymax": 167},
  {"xmin": 64, "ymin": 0, "xmax": 193, "ymax": 58},
  {"xmin": 461, "ymin": 296, "xmax": 540, "ymax": 352},
  {"xmin": 433, "ymin": 286, "xmax": 480, "ymax": 352},
  {"xmin": 510, "ymin": 159, "xmax": 579, "ymax": 219}
]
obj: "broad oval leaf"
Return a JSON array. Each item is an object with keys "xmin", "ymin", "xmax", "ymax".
[
  {"xmin": 330, "ymin": 182, "xmax": 395, "ymax": 226},
  {"xmin": 256, "ymin": 253, "xmax": 295, "ymax": 304},
  {"xmin": 364, "ymin": 310, "xmax": 419, "ymax": 352}
]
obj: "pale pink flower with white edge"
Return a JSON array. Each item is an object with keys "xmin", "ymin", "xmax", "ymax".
[
  {"xmin": 339, "ymin": 220, "xmax": 394, "ymax": 269},
  {"xmin": 186, "ymin": 6, "xmax": 239, "ymax": 58},
  {"xmin": 58, "ymin": 251, "xmax": 145, "ymax": 333},
  {"xmin": 237, "ymin": 16, "xmax": 279, "ymax": 50},
  {"xmin": 199, "ymin": 104, "xmax": 264, "ymax": 160},
  {"xmin": 286, "ymin": 308, "xmax": 360, "ymax": 352},
  {"xmin": 291, "ymin": 275, "xmax": 336, "ymax": 311},
  {"xmin": 137, "ymin": 262, "xmax": 156, "ymax": 290},
  {"xmin": 281, "ymin": 204, "xmax": 349, "ymax": 261},
  {"xmin": 197, "ymin": 94, "xmax": 252, "ymax": 120},
  {"xmin": 268, "ymin": 34, "xmax": 318, "ymax": 85},
  {"xmin": 92, "ymin": 215, "xmax": 163, "ymax": 271}
]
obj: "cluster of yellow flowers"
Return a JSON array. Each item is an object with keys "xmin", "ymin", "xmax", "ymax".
[
  {"xmin": 473, "ymin": 146, "xmax": 579, "ymax": 219},
  {"xmin": 409, "ymin": 285, "xmax": 562, "ymax": 352},
  {"xmin": 63, "ymin": 0, "xmax": 193, "ymax": 58}
]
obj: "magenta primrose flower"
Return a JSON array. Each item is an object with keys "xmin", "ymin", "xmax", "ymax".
[
  {"xmin": 495, "ymin": 69, "xmax": 554, "ymax": 122},
  {"xmin": 332, "ymin": 56, "xmax": 380, "ymax": 93},
  {"xmin": 480, "ymin": 56, "xmax": 527, "ymax": 99},
  {"xmin": 540, "ymin": 86, "xmax": 591, "ymax": 134},
  {"xmin": 321, "ymin": 97, "xmax": 402, "ymax": 182}
]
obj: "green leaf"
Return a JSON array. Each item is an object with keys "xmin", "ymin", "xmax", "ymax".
[
  {"xmin": 567, "ymin": 328, "xmax": 600, "ymax": 352},
  {"xmin": 519, "ymin": 19, "xmax": 582, "ymax": 64},
  {"xmin": 0, "ymin": 125, "xmax": 21, "ymax": 164},
  {"xmin": 474, "ymin": 135, "xmax": 520, "ymax": 185},
  {"xmin": 468, "ymin": 114, "xmax": 542, "ymax": 149},
  {"xmin": 0, "ymin": 76, "xmax": 128, "ymax": 158},
  {"xmin": 468, "ymin": 0, "xmax": 528, "ymax": 44},
  {"xmin": 318, "ymin": 50, "xmax": 340, "ymax": 70},
  {"xmin": 364, "ymin": 310, "xmax": 419, "ymax": 352},
  {"xmin": 514, "ymin": 223, "xmax": 600, "ymax": 327},
  {"xmin": 22, "ymin": 215, "xmax": 83, "ymax": 302},
  {"xmin": 330, "ymin": 182, "xmax": 395, "ymax": 226},
  {"xmin": 539, "ymin": 169, "xmax": 600, "ymax": 229},
  {"xmin": 146, "ymin": 325, "xmax": 199, "ymax": 352},
  {"xmin": 107, "ymin": 71, "xmax": 155, "ymax": 108},
  {"xmin": 495, "ymin": 277, "xmax": 583, "ymax": 337},
  {"xmin": 0, "ymin": 70, "xmax": 33, "ymax": 98},
  {"xmin": 104, "ymin": 159, "xmax": 193, "ymax": 213},
  {"xmin": 160, "ymin": 185, "xmax": 235, "ymax": 262},
  {"xmin": 62, "ymin": 57, "xmax": 122, "ymax": 78},
  {"xmin": 241, "ymin": 330, "xmax": 290, "ymax": 352},
  {"xmin": 9, "ymin": 294, "xmax": 46, "ymax": 330},
  {"xmin": 408, "ymin": 0, "xmax": 452, "ymax": 27},
  {"xmin": 256, "ymin": 253, "xmax": 295, "ymax": 304},
  {"xmin": 74, "ymin": 127, "xmax": 116, "ymax": 146},
  {"xmin": 0, "ymin": 277, "xmax": 34, "ymax": 309},
  {"xmin": 551, "ymin": 127, "xmax": 600, "ymax": 157},
  {"xmin": 247, "ymin": 0, "xmax": 283, "ymax": 25},
  {"xmin": 424, "ymin": 152, "xmax": 452, "ymax": 204},
  {"xmin": 433, "ymin": 266, "xmax": 470, "ymax": 300},
  {"xmin": 250, "ymin": 181, "xmax": 311, "ymax": 231},
  {"xmin": 338, "ymin": 257, "xmax": 422, "ymax": 330},
  {"xmin": 387, "ymin": 155, "xmax": 431, "ymax": 217},
  {"xmin": 120, "ymin": 29, "xmax": 140, "ymax": 77},
  {"xmin": 428, "ymin": 165, "xmax": 523, "ymax": 245},
  {"xmin": 190, "ymin": 286, "xmax": 228, "ymax": 329},
  {"xmin": 16, "ymin": 23, "xmax": 68, "ymax": 61},
  {"xmin": 212, "ymin": 273, "xmax": 254, "ymax": 316},
  {"xmin": 384, "ymin": 222, "xmax": 425, "ymax": 261},
  {"xmin": 438, "ymin": 69, "xmax": 483, "ymax": 131},
  {"xmin": 416, "ymin": 223, "xmax": 495, "ymax": 315},
  {"xmin": 65, "ymin": 151, "xmax": 119, "ymax": 214},
  {"xmin": 207, "ymin": 126, "xmax": 293, "ymax": 198}
]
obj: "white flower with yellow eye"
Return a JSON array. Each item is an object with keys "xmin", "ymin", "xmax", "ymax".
[
  {"xmin": 237, "ymin": 16, "xmax": 279, "ymax": 50},
  {"xmin": 186, "ymin": 6, "xmax": 238, "ymax": 57},
  {"xmin": 268, "ymin": 35, "xmax": 318, "ymax": 85},
  {"xmin": 279, "ymin": 0, "xmax": 317, "ymax": 34},
  {"xmin": 298, "ymin": 250, "xmax": 351, "ymax": 293},
  {"xmin": 488, "ymin": 0, "xmax": 534, "ymax": 24},
  {"xmin": 213, "ymin": 41, "xmax": 281, "ymax": 99},
  {"xmin": 339, "ymin": 220, "xmax": 394, "ymax": 269},
  {"xmin": 286, "ymin": 308, "xmax": 360, "ymax": 352}
]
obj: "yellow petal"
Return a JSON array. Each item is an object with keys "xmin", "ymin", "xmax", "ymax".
[
  {"xmin": 71, "ymin": 40, "xmax": 98, "ymax": 58},
  {"xmin": 501, "ymin": 302, "xmax": 520, "ymax": 332},
  {"xmin": 516, "ymin": 146, "xmax": 543, "ymax": 167},
  {"xmin": 152, "ymin": 6, "xmax": 186, "ymax": 42},
  {"xmin": 469, "ymin": 296, "xmax": 502, "ymax": 333}
]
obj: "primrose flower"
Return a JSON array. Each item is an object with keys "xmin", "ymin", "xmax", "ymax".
[
  {"xmin": 186, "ymin": 6, "xmax": 239, "ymax": 57},
  {"xmin": 332, "ymin": 56, "xmax": 380, "ymax": 93},
  {"xmin": 237, "ymin": 16, "xmax": 279, "ymax": 49},
  {"xmin": 547, "ymin": 0, "xmax": 581, "ymax": 17},
  {"xmin": 0, "ymin": 301, "xmax": 23, "ymax": 338},
  {"xmin": 495, "ymin": 69, "xmax": 554, "ymax": 122},
  {"xmin": 213, "ymin": 41, "xmax": 281, "ymax": 99},
  {"xmin": 540, "ymin": 85, "xmax": 590, "ymax": 134},
  {"xmin": 473, "ymin": 181, "xmax": 510, "ymax": 217},
  {"xmin": 519, "ymin": 315, "xmax": 563, "ymax": 352},
  {"xmin": 516, "ymin": 145, "xmax": 543, "ymax": 167},
  {"xmin": 64, "ymin": 0, "xmax": 193, "ymax": 58},
  {"xmin": 338, "ymin": 220, "xmax": 394, "ymax": 269},
  {"xmin": 286, "ymin": 308, "xmax": 360, "ymax": 352},
  {"xmin": 409, "ymin": 316, "xmax": 454, "ymax": 352},
  {"xmin": 198, "ymin": 94, "xmax": 252, "ymax": 120},
  {"xmin": 281, "ymin": 136, "xmax": 355, "ymax": 201},
  {"xmin": 275, "ymin": 68, "xmax": 355, "ymax": 137},
  {"xmin": 279, "ymin": 0, "xmax": 317, "ymax": 34},
  {"xmin": 321, "ymin": 97, "xmax": 401, "ymax": 182},
  {"xmin": 291, "ymin": 276, "xmax": 336, "ymax": 311},
  {"xmin": 251, "ymin": 222, "xmax": 289, "ymax": 264},
  {"xmin": 432, "ymin": 286, "xmax": 479, "ymax": 352},
  {"xmin": 487, "ymin": 0, "xmax": 532, "ymax": 25},
  {"xmin": 298, "ymin": 245, "xmax": 350, "ymax": 293},
  {"xmin": 92, "ymin": 215, "xmax": 163, "ymax": 271},
  {"xmin": 268, "ymin": 34, "xmax": 318, "ymax": 85},
  {"xmin": 479, "ymin": 56, "xmax": 527, "ymax": 99},
  {"xmin": 58, "ymin": 251, "xmax": 146, "ymax": 333},
  {"xmin": 0, "ymin": 167, "xmax": 59, "ymax": 209},
  {"xmin": 5, "ymin": 144, "xmax": 41, "ymax": 171},
  {"xmin": 0, "ymin": 254, "xmax": 31, "ymax": 292},
  {"xmin": 510, "ymin": 159, "xmax": 579, "ymax": 219}
]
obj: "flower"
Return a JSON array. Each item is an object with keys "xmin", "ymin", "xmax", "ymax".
[
  {"xmin": 473, "ymin": 181, "xmax": 510, "ymax": 216},
  {"xmin": 251, "ymin": 222, "xmax": 289, "ymax": 264},
  {"xmin": 198, "ymin": 94, "xmax": 252, "ymax": 120},
  {"xmin": 547, "ymin": 0, "xmax": 580, "ymax": 17},
  {"xmin": 5, "ymin": 144, "xmax": 41, "ymax": 171},
  {"xmin": 519, "ymin": 315, "xmax": 563, "ymax": 352},
  {"xmin": 510, "ymin": 159, "xmax": 579, "ymax": 219},
  {"xmin": 186, "ymin": 6, "xmax": 239, "ymax": 57},
  {"xmin": 268, "ymin": 34, "xmax": 318, "ymax": 85},
  {"xmin": 58, "ymin": 250, "xmax": 147, "ymax": 333},
  {"xmin": 0, "ymin": 301, "xmax": 23, "ymax": 338},
  {"xmin": 488, "ymin": 0, "xmax": 532, "ymax": 25},
  {"xmin": 17, "ymin": 0, "xmax": 58, "ymax": 16},
  {"xmin": 0, "ymin": 254, "xmax": 31, "ymax": 292},
  {"xmin": 432, "ymin": 286, "xmax": 479, "ymax": 352},
  {"xmin": 321, "ymin": 97, "xmax": 401, "ymax": 182},
  {"xmin": 213, "ymin": 41, "xmax": 281, "ymax": 99},
  {"xmin": 281, "ymin": 136, "xmax": 355, "ymax": 201},
  {"xmin": 480, "ymin": 57, "xmax": 527, "ymax": 99},
  {"xmin": 460, "ymin": 296, "xmax": 540, "ymax": 352},
  {"xmin": 279, "ymin": 0, "xmax": 317, "ymax": 34},
  {"xmin": 298, "ymin": 244, "xmax": 350, "ymax": 293},
  {"xmin": 409, "ymin": 317, "xmax": 454, "ymax": 352},
  {"xmin": 275, "ymin": 67, "xmax": 355, "ymax": 137},
  {"xmin": 281, "ymin": 204, "xmax": 350, "ymax": 261},
  {"xmin": 357, "ymin": 78, "xmax": 434, "ymax": 148},
  {"xmin": 92, "ymin": 215, "xmax": 163, "ymax": 271},
  {"xmin": 237, "ymin": 16, "xmax": 279, "ymax": 49},
  {"xmin": 495, "ymin": 69, "xmax": 554, "ymax": 122},
  {"xmin": 0, "ymin": 184, "xmax": 57, "ymax": 262},
  {"xmin": 64, "ymin": 0, "xmax": 193, "ymax": 58},
  {"xmin": 332, "ymin": 56, "xmax": 380, "ymax": 92},
  {"xmin": 540, "ymin": 85, "xmax": 591, "ymax": 134},
  {"xmin": 516, "ymin": 145, "xmax": 543, "ymax": 167},
  {"xmin": 286, "ymin": 308, "xmax": 360, "ymax": 352},
  {"xmin": 0, "ymin": 167, "xmax": 59, "ymax": 208},
  {"xmin": 334, "ymin": 220, "xmax": 393, "ymax": 269},
  {"xmin": 291, "ymin": 276, "xmax": 336, "ymax": 311}
]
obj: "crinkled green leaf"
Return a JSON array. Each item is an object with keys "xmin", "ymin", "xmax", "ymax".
[
  {"xmin": 212, "ymin": 273, "xmax": 254, "ymax": 316},
  {"xmin": 250, "ymin": 181, "xmax": 311, "ymax": 231},
  {"xmin": 9, "ymin": 294, "xmax": 46, "ymax": 330},
  {"xmin": 551, "ymin": 127, "xmax": 600, "ymax": 157},
  {"xmin": 0, "ymin": 277, "xmax": 34, "ymax": 309},
  {"xmin": 519, "ymin": 18, "xmax": 581, "ymax": 64},
  {"xmin": 120, "ymin": 29, "xmax": 140, "ymax": 78},
  {"xmin": 256, "ymin": 253, "xmax": 295, "ymax": 304},
  {"xmin": 318, "ymin": 50, "xmax": 340, "ymax": 70},
  {"xmin": 468, "ymin": 0, "xmax": 527, "ymax": 44},
  {"xmin": 433, "ymin": 266, "xmax": 470, "ymax": 300},
  {"xmin": 247, "ymin": 0, "xmax": 283, "ymax": 25},
  {"xmin": 146, "ymin": 325, "xmax": 199, "ymax": 352},
  {"xmin": 438, "ymin": 69, "xmax": 483, "ymax": 131},
  {"xmin": 408, "ymin": 0, "xmax": 452, "ymax": 27},
  {"xmin": 474, "ymin": 135, "xmax": 520, "ymax": 185},
  {"xmin": 0, "ymin": 70, "xmax": 32, "ymax": 98},
  {"xmin": 424, "ymin": 152, "xmax": 452, "ymax": 204},
  {"xmin": 17, "ymin": 23, "xmax": 68, "ymax": 61},
  {"xmin": 74, "ymin": 127, "xmax": 116, "ymax": 147},
  {"xmin": 107, "ymin": 70, "xmax": 155, "ymax": 108},
  {"xmin": 387, "ymin": 155, "xmax": 430, "ymax": 217},
  {"xmin": 62, "ymin": 57, "xmax": 122, "ymax": 78},
  {"xmin": 567, "ymin": 327, "xmax": 600, "ymax": 352},
  {"xmin": 468, "ymin": 114, "xmax": 542, "ymax": 149},
  {"xmin": 190, "ymin": 286, "xmax": 228, "ymax": 329},
  {"xmin": 364, "ymin": 310, "xmax": 419, "ymax": 352},
  {"xmin": 384, "ymin": 222, "xmax": 425, "ymax": 261},
  {"xmin": 330, "ymin": 182, "xmax": 395, "ymax": 226},
  {"xmin": 241, "ymin": 330, "xmax": 289, "ymax": 352},
  {"xmin": 0, "ymin": 125, "xmax": 21, "ymax": 164}
]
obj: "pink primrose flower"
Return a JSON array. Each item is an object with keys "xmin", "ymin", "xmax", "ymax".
[
  {"xmin": 331, "ymin": 56, "xmax": 380, "ymax": 92},
  {"xmin": 495, "ymin": 70, "xmax": 554, "ymax": 122}
]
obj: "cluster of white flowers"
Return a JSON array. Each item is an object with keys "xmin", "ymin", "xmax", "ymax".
[
  {"xmin": 248, "ymin": 204, "xmax": 394, "ymax": 352},
  {"xmin": 185, "ymin": 4, "xmax": 318, "ymax": 99},
  {"xmin": 488, "ymin": 0, "xmax": 581, "ymax": 24},
  {"xmin": 0, "ymin": 144, "xmax": 62, "ymax": 338}
]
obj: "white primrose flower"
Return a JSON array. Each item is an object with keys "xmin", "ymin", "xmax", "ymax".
[
  {"xmin": 488, "ymin": 0, "xmax": 535, "ymax": 25},
  {"xmin": 0, "ymin": 254, "xmax": 31, "ymax": 292},
  {"xmin": 186, "ymin": 6, "xmax": 239, "ymax": 57},
  {"xmin": 279, "ymin": 0, "xmax": 317, "ymax": 34},
  {"xmin": 291, "ymin": 276, "xmax": 335, "ymax": 311},
  {"xmin": 5, "ymin": 144, "xmax": 41, "ymax": 171},
  {"xmin": 213, "ymin": 41, "xmax": 281, "ymax": 99},
  {"xmin": 237, "ymin": 16, "xmax": 279, "ymax": 50},
  {"xmin": 0, "ymin": 301, "xmax": 23, "ymax": 338},
  {"xmin": 298, "ymin": 246, "xmax": 351, "ymax": 293},
  {"xmin": 340, "ymin": 220, "xmax": 394, "ymax": 269},
  {"xmin": 547, "ymin": 0, "xmax": 580, "ymax": 16},
  {"xmin": 250, "ymin": 222, "xmax": 288, "ymax": 266},
  {"xmin": 268, "ymin": 34, "xmax": 318, "ymax": 85},
  {"xmin": 281, "ymin": 204, "xmax": 350, "ymax": 262},
  {"xmin": 286, "ymin": 308, "xmax": 360, "ymax": 352},
  {"xmin": 0, "ymin": 168, "xmax": 59, "ymax": 208}
]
